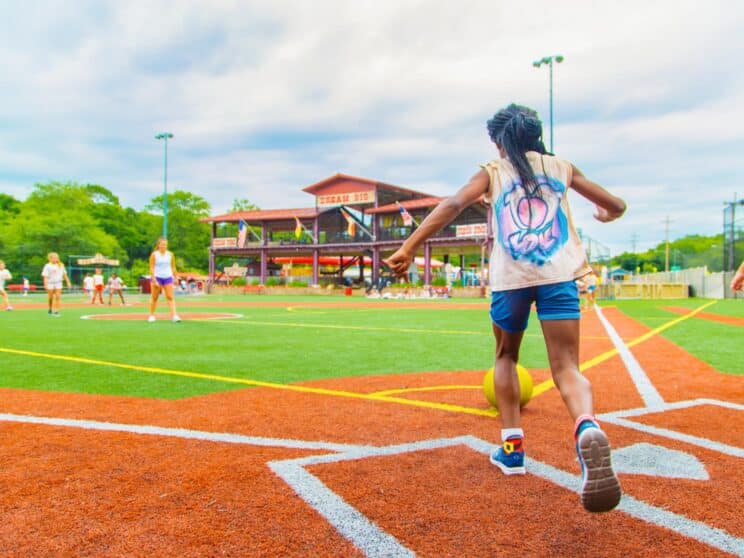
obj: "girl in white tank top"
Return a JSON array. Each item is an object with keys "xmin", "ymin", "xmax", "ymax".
[{"xmin": 148, "ymin": 237, "xmax": 180, "ymax": 323}]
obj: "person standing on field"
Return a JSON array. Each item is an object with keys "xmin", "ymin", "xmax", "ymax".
[
  {"xmin": 41, "ymin": 252, "xmax": 71, "ymax": 316},
  {"xmin": 385, "ymin": 103, "xmax": 626, "ymax": 513},
  {"xmin": 148, "ymin": 237, "xmax": 180, "ymax": 323},
  {"xmin": 107, "ymin": 272, "xmax": 126, "ymax": 306},
  {"xmin": 0, "ymin": 260, "xmax": 13, "ymax": 311},
  {"xmin": 91, "ymin": 268, "xmax": 105, "ymax": 305}
]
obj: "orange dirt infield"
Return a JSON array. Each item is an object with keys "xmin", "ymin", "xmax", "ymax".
[
  {"xmin": 1, "ymin": 308, "xmax": 743, "ymax": 556},
  {"xmin": 663, "ymin": 306, "xmax": 744, "ymax": 327}
]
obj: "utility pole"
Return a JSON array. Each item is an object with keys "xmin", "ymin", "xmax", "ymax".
[
  {"xmin": 630, "ymin": 233, "xmax": 639, "ymax": 253},
  {"xmin": 663, "ymin": 216, "xmax": 673, "ymax": 272}
]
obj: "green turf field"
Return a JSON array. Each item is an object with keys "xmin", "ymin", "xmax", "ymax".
[{"xmin": 0, "ymin": 294, "xmax": 741, "ymax": 399}]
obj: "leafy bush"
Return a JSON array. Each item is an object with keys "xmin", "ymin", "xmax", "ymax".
[
  {"xmin": 287, "ymin": 280, "xmax": 308, "ymax": 288},
  {"xmin": 265, "ymin": 277, "xmax": 285, "ymax": 286},
  {"xmin": 231, "ymin": 277, "xmax": 246, "ymax": 286},
  {"xmin": 431, "ymin": 276, "xmax": 448, "ymax": 287}
]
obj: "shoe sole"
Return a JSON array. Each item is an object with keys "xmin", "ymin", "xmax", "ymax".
[
  {"xmin": 489, "ymin": 454, "xmax": 526, "ymax": 476},
  {"xmin": 577, "ymin": 429, "xmax": 622, "ymax": 512}
]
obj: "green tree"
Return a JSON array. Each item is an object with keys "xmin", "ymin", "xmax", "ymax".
[{"xmin": 1, "ymin": 182, "xmax": 122, "ymax": 282}]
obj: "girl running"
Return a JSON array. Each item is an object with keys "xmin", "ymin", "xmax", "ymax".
[
  {"xmin": 0, "ymin": 260, "xmax": 13, "ymax": 311},
  {"xmin": 41, "ymin": 252, "xmax": 71, "ymax": 316},
  {"xmin": 148, "ymin": 237, "xmax": 180, "ymax": 323},
  {"xmin": 385, "ymin": 103, "xmax": 626, "ymax": 513}
]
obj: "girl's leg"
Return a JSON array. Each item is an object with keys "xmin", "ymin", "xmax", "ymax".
[
  {"xmin": 540, "ymin": 319, "xmax": 593, "ymax": 420},
  {"xmin": 149, "ymin": 285, "xmax": 161, "ymax": 315},
  {"xmin": 163, "ymin": 284, "xmax": 177, "ymax": 318},
  {"xmin": 53, "ymin": 289, "xmax": 61, "ymax": 312},
  {"xmin": 47, "ymin": 290, "xmax": 53, "ymax": 312},
  {"xmin": 491, "ymin": 323, "xmax": 525, "ymax": 428}
]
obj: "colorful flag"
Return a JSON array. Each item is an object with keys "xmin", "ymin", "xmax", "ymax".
[
  {"xmin": 341, "ymin": 209, "xmax": 356, "ymax": 237},
  {"xmin": 398, "ymin": 203, "xmax": 414, "ymax": 226},
  {"xmin": 237, "ymin": 219, "xmax": 247, "ymax": 247},
  {"xmin": 294, "ymin": 217, "xmax": 303, "ymax": 239}
]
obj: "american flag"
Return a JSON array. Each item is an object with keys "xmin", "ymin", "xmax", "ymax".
[
  {"xmin": 237, "ymin": 219, "xmax": 247, "ymax": 247},
  {"xmin": 398, "ymin": 203, "xmax": 414, "ymax": 226}
]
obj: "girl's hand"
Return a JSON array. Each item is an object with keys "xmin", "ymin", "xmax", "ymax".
[
  {"xmin": 731, "ymin": 270, "xmax": 744, "ymax": 292},
  {"xmin": 384, "ymin": 250, "xmax": 413, "ymax": 278},
  {"xmin": 593, "ymin": 205, "xmax": 624, "ymax": 223}
]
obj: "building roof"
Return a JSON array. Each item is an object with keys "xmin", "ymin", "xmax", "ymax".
[
  {"xmin": 301, "ymin": 172, "xmax": 432, "ymax": 198},
  {"xmin": 365, "ymin": 197, "xmax": 444, "ymax": 214},
  {"xmin": 203, "ymin": 207, "xmax": 320, "ymax": 224}
]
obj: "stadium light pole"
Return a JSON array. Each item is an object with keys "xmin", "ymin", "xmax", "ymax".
[
  {"xmin": 155, "ymin": 132, "xmax": 174, "ymax": 239},
  {"xmin": 532, "ymin": 54, "xmax": 564, "ymax": 152}
]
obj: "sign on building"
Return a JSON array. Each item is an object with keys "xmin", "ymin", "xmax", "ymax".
[
  {"xmin": 317, "ymin": 190, "xmax": 376, "ymax": 208},
  {"xmin": 212, "ymin": 238, "xmax": 238, "ymax": 248},
  {"xmin": 455, "ymin": 223, "xmax": 488, "ymax": 238}
]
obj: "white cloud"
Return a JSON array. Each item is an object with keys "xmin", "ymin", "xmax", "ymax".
[{"xmin": 0, "ymin": 0, "xmax": 741, "ymax": 258}]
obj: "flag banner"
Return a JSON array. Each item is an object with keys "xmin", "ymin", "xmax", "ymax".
[
  {"xmin": 341, "ymin": 209, "xmax": 356, "ymax": 236},
  {"xmin": 294, "ymin": 217, "xmax": 303, "ymax": 239},
  {"xmin": 398, "ymin": 203, "xmax": 414, "ymax": 226},
  {"xmin": 237, "ymin": 219, "xmax": 248, "ymax": 247}
]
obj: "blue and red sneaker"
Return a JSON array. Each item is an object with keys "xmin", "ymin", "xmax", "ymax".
[
  {"xmin": 575, "ymin": 420, "xmax": 621, "ymax": 512},
  {"xmin": 490, "ymin": 436, "xmax": 526, "ymax": 475}
]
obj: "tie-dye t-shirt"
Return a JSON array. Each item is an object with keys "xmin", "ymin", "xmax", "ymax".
[{"xmin": 481, "ymin": 152, "xmax": 590, "ymax": 291}]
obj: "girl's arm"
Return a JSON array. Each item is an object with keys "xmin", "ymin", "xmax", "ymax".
[
  {"xmin": 42, "ymin": 268, "xmax": 48, "ymax": 290},
  {"xmin": 170, "ymin": 252, "xmax": 178, "ymax": 277},
  {"xmin": 384, "ymin": 170, "xmax": 490, "ymax": 276},
  {"xmin": 570, "ymin": 165, "xmax": 626, "ymax": 222},
  {"xmin": 63, "ymin": 268, "xmax": 71, "ymax": 288},
  {"xmin": 149, "ymin": 253, "xmax": 156, "ymax": 281}
]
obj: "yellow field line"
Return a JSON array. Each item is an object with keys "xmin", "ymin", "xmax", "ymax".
[
  {"xmin": 530, "ymin": 299, "xmax": 718, "ymax": 397},
  {"xmin": 0, "ymin": 346, "xmax": 497, "ymax": 418},
  {"xmin": 196, "ymin": 318, "xmax": 609, "ymax": 340},
  {"xmin": 373, "ymin": 300, "xmax": 718, "ymax": 401},
  {"xmin": 373, "ymin": 385, "xmax": 478, "ymax": 397}
]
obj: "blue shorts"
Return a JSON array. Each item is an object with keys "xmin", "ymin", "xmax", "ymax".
[
  {"xmin": 490, "ymin": 280, "xmax": 580, "ymax": 333},
  {"xmin": 155, "ymin": 276, "xmax": 174, "ymax": 287}
]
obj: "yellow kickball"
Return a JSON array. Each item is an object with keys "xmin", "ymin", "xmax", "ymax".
[{"xmin": 483, "ymin": 365, "xmax": 534, "ymax": 409}]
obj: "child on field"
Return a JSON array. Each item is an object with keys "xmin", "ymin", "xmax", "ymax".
[
  {"xmin": 83, "ymin": 273, "xmax": 94, "ymax": 300},
  {"xmin": 22, "ymin": 277, "xmax": 29, "ymax": 296},
  {"xmin": 385, "ymin": 104, "xmax": 626, "ymax": 513},
  {"xmin": 0, "ymin": 260, "xmax": 13, "ymax": 311},
  {"xmin": 91, "ymin": 268, "xmax": 105, "ymax": 305},
  {"xmin": 41, "ymin": 252, "xmax": 71, "ymax": 316},
  {"xmin": 107, "ymin": 272, "xmax": 126, "ymax": 306},
  {"xmin": 148, "ymin": 237, "xmax": 181, "ymax": 323}
]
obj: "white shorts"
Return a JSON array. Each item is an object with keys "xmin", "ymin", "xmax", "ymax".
[{"xmin": 47, "ymin": 282, "xmax": 63, "ymax": 291}]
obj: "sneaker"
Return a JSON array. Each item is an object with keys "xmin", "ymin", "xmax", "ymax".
[
  {"xmin": 5, "ymin": 306, "xmax": 12, "ymax": 311},
  {"xmin": 490, "ymin": 437, "xmax": 526, "ymax": 475},
  {"xmin": 147, "ymin": 315, "xmax": 156, "ymax": 323},
  {"xmin": 48, "ymin": 310, "xmax": 52, "ymax": 315},
  {"xmin": 172, "ymin": 315, "xmax": 181, "ymax": 323},
  {"xmin": 52, "ymin": 312, "xmax": 60, "ymax": 317},
  {"xmin": 576, "ymin": 426, "xmax": 622, "ymax": 512}
]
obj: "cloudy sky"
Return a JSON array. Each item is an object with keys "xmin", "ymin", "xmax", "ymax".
[{"xmin": 1, "ymin": 0, "xmax": 742, "ymax": 255}]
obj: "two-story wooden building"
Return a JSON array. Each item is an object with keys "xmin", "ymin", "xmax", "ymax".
[{"xmin": 203, "ymin": 173, "xmax": 492, "ymax": 288}]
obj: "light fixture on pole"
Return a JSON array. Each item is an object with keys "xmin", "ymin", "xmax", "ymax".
[
  {"xmin": 155, "ymin": 132, "xmax": 174, "ymax": 239},
  {"xmin": 532, "ymin": 54, "xmax": 564, "ymax": 152}
]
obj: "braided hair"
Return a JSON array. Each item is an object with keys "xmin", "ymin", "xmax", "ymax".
[{"xmin": 486, "ymin": 104, "xmax": 549, "ymax": 191}]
